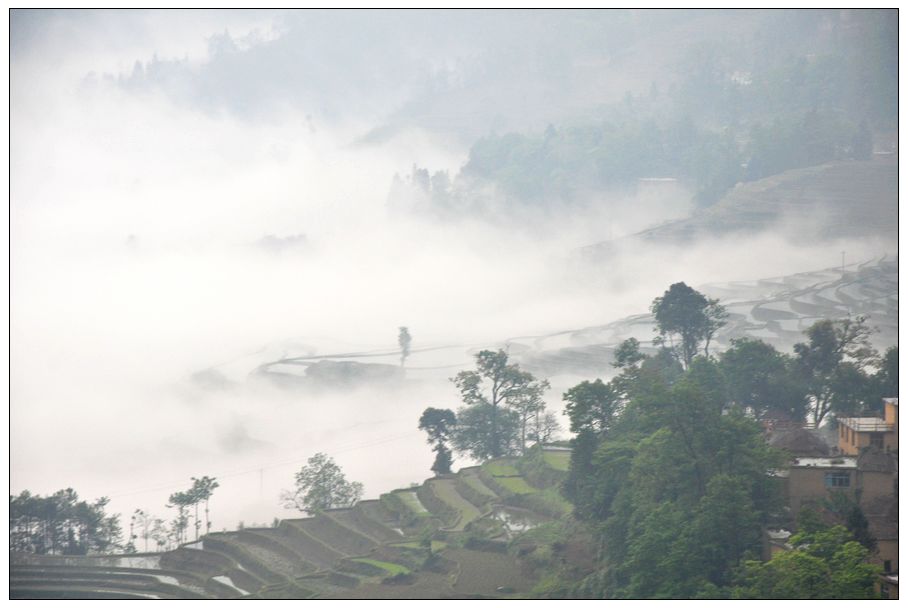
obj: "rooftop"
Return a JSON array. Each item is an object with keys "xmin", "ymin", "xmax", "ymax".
[
  {"xmin": 790, "ymin": 457, "xmax": 857, "ymax": 469},
  {"xmin": 838, "ymin": 417, "xmax": 894, "ymax": 432}
]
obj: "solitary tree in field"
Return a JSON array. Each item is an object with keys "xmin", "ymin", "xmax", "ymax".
[
  {"xmin": 281, "ymin": 453, "xmax": 363, "ymax": 515},
  {"xmin": 398, "ymin": 327, "xmax": 412, "ymax": 367}
]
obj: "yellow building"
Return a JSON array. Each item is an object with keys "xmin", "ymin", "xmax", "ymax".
[{"xmin": 837, "ymin": 398, "xmax": 898, "ymax": 455}]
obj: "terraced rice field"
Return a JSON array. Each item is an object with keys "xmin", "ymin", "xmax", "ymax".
[
  {"xmin": 484, "ymin": 461, "xmax": 520, "ymax": 476},
  {"xmin": 448, "ymin": 548, "xmax": 535, "ymax": 596},
  {"xmin": 541, "ymin": 450, "xmax": 570, "ymax": 471},
  {"xmin": 428, "ymin": 479, "xmax": 482, "ymax": 531},
  {"xmin": 350, "ymin": 558, "xmax": 411, "ymax": 576},
  {"xmin": 459, "ymin": 469, "xmax": 499, "ymax": 499},
  {"xmin": 11, "ymin": 444, "xmax": 573, "ymax": 599},
  {"xmin": 494, "ymin": 476, "xmax": 537, "ymax": 494},
  {"xmin": 396, "ymin": 490, "xmax": 430, "ymax": 514}
]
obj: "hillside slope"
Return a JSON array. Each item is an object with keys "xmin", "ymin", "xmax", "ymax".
[
  {"xmin": 583, "ymin": 155, "xmax": 897, "ymax": 255},
  {"xmin": 10, "ymin": 449, "xmax": 577, "ymax": 600}
]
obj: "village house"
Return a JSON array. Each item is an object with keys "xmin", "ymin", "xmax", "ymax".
[
  {"xmin": 837, "ymin": 398, "xmax": 898, "ymax": 455},
  {"xmin": 765, "ymin": 398, "xmax": 898, "ymax": 593}
]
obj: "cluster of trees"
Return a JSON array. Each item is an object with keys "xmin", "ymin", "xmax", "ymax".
[
  {"xmin": 418, "ymin": 350, "xmax": 561, "ymax": 475},
  {"xmin": 281, "ymin": 452, "xmax": 364, "ymax": 515},
  {"xmin": 9, "ymin": 489, "xmax": 122, "ymax": 555},
  {"xmin": 389, "ymin": 12, "xmax": 894, "ymax": 218},
  {"xmin": 730, "ymin": 514, "xmax": 881, "ymax": 599},
  {"xmin": 558, "ymin": 283, "xmax": 892, "ymax": 598},
  {"xmin": 165, "ymin": 476, "xmax": 220, "ymax": 546}
]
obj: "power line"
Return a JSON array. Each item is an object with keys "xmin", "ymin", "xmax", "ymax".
[{"xmin": 107, "ymin": 429, "xmax": 423, "ymax": 500}]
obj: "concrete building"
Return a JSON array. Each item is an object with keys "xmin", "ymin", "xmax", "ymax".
[{"xmin": 838, "ymin": 398, "xmax": 898, "ymax": 455}]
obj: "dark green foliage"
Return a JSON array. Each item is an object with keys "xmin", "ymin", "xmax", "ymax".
[
  {"xmin": 419, "ymin": 407, "xmax": 457, "ymax": 474},
  {"xmin": 650, "ymin": 282, "xmax": 727, "ymax": 368},
  {"xmin": 612, "ymin": 337, "xmax": 645, "ymax": 369},
  {"xmin": 431, "ymin": 446, "xmax": 454, "ymax": 476},
  {"xmin": 562, "ymin": 379, "xmax": 620, "ymax": 436},
  {"xmin": 730, "ymin": 524, "xmax": 880, "ymax": 599},
  {"xmin": 562, "ymin": 322, "xmax": 786, "ymax": 598},
  {"xmin": 794, "ymin": 316, "xmax": 880, "ymax": 424},
  {"xmin": 450, "ymin": 350, "xmax": 550, "ymax": 459},
  {"xmin": 9, "ymin": 489, "xmax": 122, "ymax": 555},
  {"xmin": 720, "ymin": 338, "xmax": 807, "ymax": 420},
  {"xmin": 280, "ymin": 453, "xmax": 364, "ymax": 515},
  {"xmin": 452, "ymin": 403, "xmax": 521, "ymax": 462}
]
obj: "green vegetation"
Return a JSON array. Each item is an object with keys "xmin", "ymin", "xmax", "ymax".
[
  {"xmin": 280, "ymin": 453, "xmax": 363, "ymax": 515},
  {"xmin": 729, "ymin": 522, "xmax": 880, "ymax": 599},
  {"xmin": 541, "ymin": 451, "xmax": 569, "ymax": 471},
  {"xmin": 450, "ymin": 350, "xmax": 554, "ymax": 460},
  {"xmin": 395, "ymin": 491, "xmax": 429, "ymax": 515},
  {"xmin": 9, "ymin": 489, "xmax": 123, "ymax": 555},
  {"xmin": 390, "ymin": 540, "xmax": 447, "ymax": 551},
  {"xmin": 483, "ymin": 461, "xmax": 520, "ymax": 477},
  {"xmin": 493, "ymin": 477, "xmax": 536, "ymax": 495},
  {"xmin": 555, "ymin": 284, "xmax": 891, "ymax": 599},
  {"xmin": 350, "ymin": 558, "xmax": 411, "ymax": 576},
  {"xmin": 418, "ymin": 407, "xmax": 457, "ymax": 475}
]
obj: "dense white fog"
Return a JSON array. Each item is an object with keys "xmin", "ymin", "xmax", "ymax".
[{"xmin": 10, "ymin": 10, "xmax": 897, "ymax": 533}]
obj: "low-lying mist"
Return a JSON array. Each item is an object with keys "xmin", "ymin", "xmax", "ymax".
[{"xmin": 11, "ymin": 10, "xmax": 897, "ymax": 533}]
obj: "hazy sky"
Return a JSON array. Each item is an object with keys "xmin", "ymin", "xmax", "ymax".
[{"xmin": 9, "ymin": 9, "xmax": 897, "ymax": 532}]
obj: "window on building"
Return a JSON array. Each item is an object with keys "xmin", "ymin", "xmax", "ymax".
[
  {"xmin": 884, "ymin": 560, "xmax": 892, "ymax": 573},
  {"xmin": 870, "ymin": 433, "xmax": 884, "ymax": 449},
  {"xmin": 824, "ymin": 471, "xmax": 851, "ymax": 488}
]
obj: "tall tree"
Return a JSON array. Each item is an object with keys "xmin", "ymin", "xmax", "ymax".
[
  {"xmin": 563, "ymin": 379, "xmax": 621, "ymax": 437},
  {"xmin": 720, "ymin": 338, "xmax": 807, "ymax": 421},
  {"xmin": 418, "ymin": 407, "xmax": 457, "ymax": 474},
  {"xmin": 398, "ymin": 327, "xmax": 412, "ymax": 367},
  {"xmin": 451, "ymin": 349, "xmax": 549, "ymax": 459},
  {"xmin": 730, "ymin": 524, "xmax": 880, "ymax": 599},
  {"xmin": 280, "ymin": 453, "xmax": 364, "ymax": 515},
  {"xmin": 650, "ymin": 283, "xmax": 727, "ymax": 368},
  {"xmin": 794, "ymin": 316, "xmax": 879, "ymax": 425},
  {"xmin": 165, "ymin": 491, "xmax": 194, "ymax": 545},
  {"xmin": 190, "ymin": 476, "xmax": 219, "ymax": 535}
]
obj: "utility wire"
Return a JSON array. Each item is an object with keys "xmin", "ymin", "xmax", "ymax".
[{"xmin": 108, "ymin": 429, "xmax": 423, "ymax": 500}]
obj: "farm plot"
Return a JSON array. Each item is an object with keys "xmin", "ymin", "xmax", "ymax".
[
  {"xmin": 447, "ymin": 548, "xmax": 534, "ymax": 597},
  {"xmin": 483, "ymin": 460, "xmax": 520, "ymax": 477},
  {"xmin": 494, "ymin": 476, "xmax": 537, "ymax": 495},
  {"xmin": 541, "ymin": 450, "xmax": 570, "ymax": 471},
  {"xmin": 429, "ymin": 479, "xmax": 482, "ymax": 531},
  {"xmin": 329, "ymin": 570, "xmax": 456, "ymax": 599},
  {"xmin": 233, "ymin": 531, "xmax": 316, "ymax": 578},
  {"xmin": 458, "ymin": 469, "xmax": 500, "ymax": 502},
  {"xmin": 294, "ymin": 515, "xmax": 377, "ymax": 557},
  {"xmin": 396, "ymin": 490, "xmax": 430, "ymax": 515},
  {"xmin": 328, "ymin": 508, "xmax": 402, "ymax": 544},
  {"xmin": 278, "ymin": 522, "xmax": 347, "ymax": 570},
  {"xmin": 350, "ymin": 558, "xmax": 411, "ymax": 576}
]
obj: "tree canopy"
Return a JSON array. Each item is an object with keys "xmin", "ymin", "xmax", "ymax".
[
  {"xmin": 419, "ymin": 407, "xmax": 458, "ymax": 475},
  {"xmin": 281, "ymin": 453, "xmax": 364, "ymax": 515},
  {"xmin": 450, "ymin": 349, "xmax": 552, "ymax": 459},
  {"xmin": 10, "ymin": 489, "xmax": 122, "ymax": 555},
  {"xmin": 650, "ymin": 282, "xmax": 727, "ymax": 368}
]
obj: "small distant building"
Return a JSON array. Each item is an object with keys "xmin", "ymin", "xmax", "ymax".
[{"xmin": 837, "ymin": 398, "xmax": 898, "ymax": 455}]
